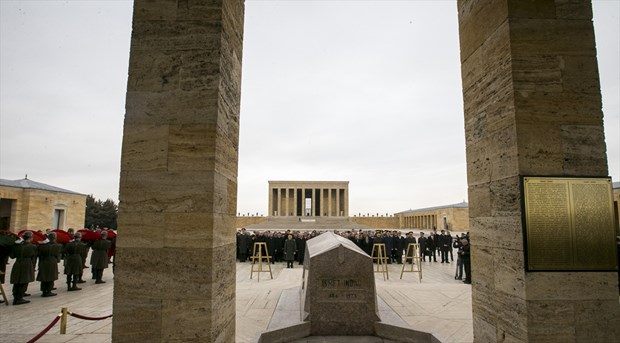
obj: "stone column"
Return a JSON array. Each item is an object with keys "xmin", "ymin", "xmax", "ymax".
[
  {"xmin": 319, "ymin": 188, "xmax": 324, "ymax": 217},
  {"xmin": 285, "ymin": 188, "xmax": 289, "ymax": 216},
  {"xmin": 311, "ymin": 188, "xmax": 316, "ymax": 217},
  {"xmin": 336, "ymin": 189, "xmax": 341, "ymax": 216},
  {"xmin": 459, "ymin": 0, "xmax": 619, "ymax": 341},
  {"xmin": 328, "ymin": 189, "xmax": 332, "ymax": 216},
  {"xmin": 276, "ymin": 188, "xmax": 281, "ymax": 216},
  {"xmin": 301, "ymin": 187, "xmax": 306, "ymax": 216},
  {"xmin": 268, "ymin": 186, "xmax": 273, "ymax": 217},
  {"xmin": 344, "ymin": 186, "xmax": 349, "ymax": 216},
  {"xmin": 112, "ymin": 1, "xmax": 244, "ymax": 342},
  {"xmin": 293, "ymin": 188, "xmax": 298, "ymax": 217}
]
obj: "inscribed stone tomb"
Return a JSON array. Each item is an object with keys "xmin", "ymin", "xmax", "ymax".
[{"xmin": 302, "ymin": 232, "xmax": 379, "ymax": 336}]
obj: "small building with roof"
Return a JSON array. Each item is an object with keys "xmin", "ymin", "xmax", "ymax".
[
  {"xmin": 395, "ymin": 201, "xmax": 469, "ymax": 232},
  {"xmin": 0, "ymin": 177, "xmax": 86, "ymax": 233}
]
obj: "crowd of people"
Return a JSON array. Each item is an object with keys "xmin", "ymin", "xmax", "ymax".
[
  {"xmin": 0, "ymin": 227, "xmax": 115, "ymax": 306},
  {"xmin": 236, "ymin": 228, "xmax": 471, "ymax": 283}
]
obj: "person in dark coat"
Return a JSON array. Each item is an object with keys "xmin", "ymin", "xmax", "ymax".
[
  {"xmin": 460, "ymin": 238, "xmax": 471, "ymax": 284},
  {"xmin": 359, "ymin": 231, "xmax": 373, "ymax": 256},
  {"xmin": 438, "ymin": 230, "xmax": 451, "ymax": 263},
  {"xmin": 37, "ymin": 232, "xmax": 61, "ymax": 297},
  {"xmin": 283, "ymin": 234, "xmax": 297, "ymax": 268},
  {"xmin": 238, "ymin": 229, "xmax": 251, "ymax": 262},
  {"xmin": 426, "ymin": 232, "xmax": 437, "ymax": 262},
  {"xmin": 64, "ymin": 232, "xmax": 84, "ymax": 291},
  {"xmin": 372, "ymin": 232, "xmax": 384, "ymax": 262},
  {"xmin": 404, "ymin": 232, "xmax": 417, "ymax": 264},
  {"xmin": 10, "ymin": 231, "xmax": 37, "ymax": 305},
  {"xmin": 265, "ymin": 232, "xmax": 276, "ymax": 264},
  {"xmin": 418, "ymin": 232, "xmax": 428, "ymax": 261},
  {"xmin": 393, "ymin": 230, "xmax": 405, "ymax": 264},
  {"xmin": 453, "ymin": 236, "xmax": 463, "ymax": 280},
  {"xmin": 383, "ymin": 231, "xmax": 393, "ymax": 264},
  {"xmin": 275, "ymin": 232, "xmax": 285, "ymax": 262},
  {"xmin": 90, "ymin": 231, "xmax": 111, "ymax": 284},
  {"xmin": 295, "ymin": 233, "xmax": 306, "ymax": 265}
]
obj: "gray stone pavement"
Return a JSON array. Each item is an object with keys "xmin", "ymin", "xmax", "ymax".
[{"xmin": 1, "ymin": 258, "xmax": 472, "ymax": 343}]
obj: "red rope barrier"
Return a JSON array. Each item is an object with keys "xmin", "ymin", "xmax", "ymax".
[
  {"xmin": 26, "ymin": 314, "xmax": 61, "ymax": 343},
  {"xmin": 68, "ymin": 312, "xmax": 113, "ymax": 321}
]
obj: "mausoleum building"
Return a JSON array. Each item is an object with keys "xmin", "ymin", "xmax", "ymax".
[{"xmin": 268, "ymin": 181, "xmax": 349, "ymax": 217}]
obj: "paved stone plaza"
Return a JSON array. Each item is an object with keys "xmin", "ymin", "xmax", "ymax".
[{"xmin": 1, "ymin": 259, "xmax": 472, "ymax": 343}]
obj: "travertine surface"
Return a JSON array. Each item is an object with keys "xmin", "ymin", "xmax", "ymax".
[
  {"xmin": 458, "ymin": 0, "xmax": 619, "ymax": 342},
  {"xmin": 0, "ymin": 185, "xmax": 86, "ymax": 232},
  {"xmin": 112, "ymin": 0, "xmax": 244, "ymax": 342},
  {"xmin": 302, "ymin": 232, "xmax": 379, "ymax": 336}
]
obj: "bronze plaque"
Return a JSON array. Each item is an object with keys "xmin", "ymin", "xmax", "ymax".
[{"xmin": 523, "ymin": 177, "xmax": 617, "ymax": 271}]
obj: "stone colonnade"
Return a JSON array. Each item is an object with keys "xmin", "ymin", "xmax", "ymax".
[
  {"xmin": 268, "ymin": 181, "xmax": 349, "ymax": 217},
  {"xmin": 402, "ymin": 214, "xmax": 437, "ymax": 230},
  {"xmin": 112, "ymin": 0, "xmax": 619, "ymax": 342}
]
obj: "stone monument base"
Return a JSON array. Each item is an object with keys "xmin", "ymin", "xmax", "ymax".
[{"xmin": 256, "ymin": 287, "xmax": 441, "ymax": 343}]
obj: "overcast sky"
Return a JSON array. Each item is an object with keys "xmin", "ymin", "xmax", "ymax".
[{"xmin": 1, "ymin": 1, "xmax": 618, "ymax": 216}]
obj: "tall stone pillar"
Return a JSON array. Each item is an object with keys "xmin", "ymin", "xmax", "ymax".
[
  {"xmin": 459, "ymin": 1, "xmax": 619, "ymax": 341},
  {"xmin": 268, "ymin": 185, "xmax": 273, "ymax": 217},
  {"xmin": 328, "ymin": 189, "xmax": 332, "ymax": 216},
  {"xmin": 319, "ymin": 188, "xmax": 324, "ymax": 217},
  {"xmin": 345, "ymin": 186, "xmax": 349, "ymax": 216},
  {"xmin": 301, "ymin": 187, "xmax": 306, "ymax": 216},
  {"xmin": 336, "ymin": 189, "xmax": 341, "ymax": 216},
  {"xmin": 293, "ymin": 188, "xmax": 298, "ymax": 217},
  {"xmin": 285, "ymin": 188, "xmax": 289, "ymax": 216},
  {"xmin": 112, "ymin": 1, "xmax": 244, "ymax": 342},
  {"xmin": 276, "ymin": 188, "xmax": 281, "ymax": 216},
  {"xmin": 311, "ymin": 188, "xmax": 316, "ymax": 217}
]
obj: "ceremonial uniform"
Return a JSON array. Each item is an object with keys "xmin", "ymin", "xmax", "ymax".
[
  {"xmin": 36, "ymin": 241, "xmax": 61, "ymax": 296},
  {"xmin": 10, "ymin": 240, "xmax": 37, "ymax": 305},
  {"xmin": 90, "ymin": 237, "xmax": 111, "ymax": 284},
  {"xmin": 64, "ymin": 239, "xmax": 83, "ymax": 290}
]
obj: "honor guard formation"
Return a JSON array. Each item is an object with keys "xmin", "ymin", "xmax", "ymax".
[{"xmin": 0, "ymin": 227, "xmax": 115, "ymax": 305}]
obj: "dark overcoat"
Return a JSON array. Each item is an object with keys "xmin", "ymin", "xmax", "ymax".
[
  {"xmin": 37, "ymin": 243, "xmax": 61, "ymax": 282},
  {"xmin": 64, "ymin": 240, "xmax": 83, "ymax": 275},
  {"xmin": 10, "ymin": 242, "xmax": 37, "ymax": 284},
  {"xmin": 283, "ymin": 238, "xmax": 296, "ymax": 261},
  {"xmin": 418, "ymin": 236, "xmax": 427, "ymax": 254},
  {"xmin": 90, "ymin": 239, "xmax": 111, "ymax": 269},
  {"xmin": 238, "ymin": 234, "xmax": 251, "ymax": 256}
]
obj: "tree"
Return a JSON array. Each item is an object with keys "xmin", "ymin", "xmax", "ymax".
[{"xmin": 84, "ymin": 195, "xmax": 118, "ymax": 230}]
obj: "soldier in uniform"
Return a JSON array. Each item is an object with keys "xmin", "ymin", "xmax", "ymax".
[
  {"xmin": 64, "ymin": 232, "xmax": 84, "ymax": 291},
  {"xmin": 90, "ymin": 231, "xmax": 111, "ymax": 284},
  {"xmin": 73, "ymin": 233, "xmax": 87, "ymax": 283},
  {"xmin": 37, "ymin": 232, "xmax": 62, "ymax": 297},
  {"xmin": 10, "ymin": 231, "xmax": 37, "ymax": 305}
]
